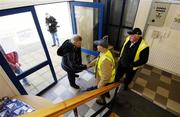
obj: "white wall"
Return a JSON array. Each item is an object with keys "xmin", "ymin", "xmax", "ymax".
[
  {"xmin": 134, "ymin": 0, "xmax": 180, "ymax": 76},
  {"xmin": 0, "ymin": 66, "xmax": 20, "ymax": 98},
  {"xmin": 134, "ymin": 0, "xmax": 153, "ymax": 31},
  {"xmin": 0, "ymin": 0, "xmax": 93, "ymax": 10},
  {"xmin": 0, "ymin": 0, "xmax": 71, "ymax": 10}
]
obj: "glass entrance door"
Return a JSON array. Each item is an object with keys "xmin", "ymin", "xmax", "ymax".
[
  {"xmin": 70, "ymin": 1, "xmax": 104, "ymax": 62},
  {"xmin": 0, "ymin": 6, "xmax": 57, "ymax": 95}
]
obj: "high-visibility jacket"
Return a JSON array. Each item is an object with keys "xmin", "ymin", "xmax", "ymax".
[
  {"xmin": 96, "ymin": 50, "xmax": 116, "ymax": 83},
  {"xmin": 120, "ymin": 36, "xmax": 149, "ymax": 70}
]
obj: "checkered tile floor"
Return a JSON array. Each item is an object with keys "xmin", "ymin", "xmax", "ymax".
[
  {"xmin": 41, "ymin": 64, "xmax": 180, "ymax": 117},
  {"xmin": 41, "ymin": 70, "xmax": 115, "ymax": 117},
  {"xmin": 130, "ymin": 64, "xmax": 180, "ymax": 116}
]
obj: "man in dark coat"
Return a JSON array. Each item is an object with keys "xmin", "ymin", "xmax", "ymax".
[
  {"xmin": 57, "ymin": 35, "xmax": 87, "ymax": 89},
  {"xmin": 115, "ymin": 28, "xmax": 149, "ymax": 90},
  {"xmin": 45, "ymin": 13, "xmax": 59, "ymax": 47}
]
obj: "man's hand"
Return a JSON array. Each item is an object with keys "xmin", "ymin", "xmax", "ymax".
[{"xmin": 86, "ymin": 64, "xmax": 92, "ymax": 68}]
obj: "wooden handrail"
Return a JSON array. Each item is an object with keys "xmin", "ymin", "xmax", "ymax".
[{"xmin": 20, "ymin": 82, "xmax": 120, "ymax": 117}]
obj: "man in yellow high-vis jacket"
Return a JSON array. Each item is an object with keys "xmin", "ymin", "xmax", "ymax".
[
  {"xmin": 87, "ymin": 37, "xmax": 116, "ymax": 105},
  {"xmin": 115, "ymin": 28, "xmax": 149, "ymax": 90}
]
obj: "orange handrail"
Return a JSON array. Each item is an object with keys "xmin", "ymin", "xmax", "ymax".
[{"xmin": 20, "ymin": 82, "xmax": 120, "ymax": 117}]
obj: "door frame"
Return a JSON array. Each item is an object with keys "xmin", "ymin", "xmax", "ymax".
[
  {"xmin": 0, "ymin": 6, "xmax": 57, "ymax": 95},
  {"xmin": 70, "ymin": 1, "xmax": 104, "ymax": 57}
]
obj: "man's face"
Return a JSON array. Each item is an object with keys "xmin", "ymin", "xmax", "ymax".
[
  {"xmin": 97, "ymin": 45, "xmax": 103, "ymax": 52},
  {"xmin": 130, "ymin": 34, "xmax": 140, "ymax": 42},
  {"xmin": 46, "ymin": 13, "xmax": 50, "ymax": 18},
  {"xmin": 74, "ymin": 40, "xmax": 81, "ymax": 48}
]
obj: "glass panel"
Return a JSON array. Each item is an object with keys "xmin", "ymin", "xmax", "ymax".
[
  {"xmin": 118, "ymin": 28, "xmax": 132, "ymax": 50},
  {"xmin": 81, "ymin": 52, "xmax": 96, "ymax": 73},
  {"xmin": 0, "ymin": 12, "xmax": 47, "ymax": 76},
  {"xmin": 35, "ymin": 2, "xmax": 73, "ymax": 46},
  {"xmin": 108, "ymin": 26, "xmax": 119, "ymax": 49},
  {"xmin": 20, "ymin": 66, "xmax": 54, "ymax": 95},
  {"xmin": 74, "ymin": 6, "xmax": 99, "ymax": 51},
  {"xmin": 100, "ymin": 0, "xmax": 108, "ymax": 24},
  {"xmin": 35, "ymin": 3, "xmax": 72, "ymax": 80},
  {"xmin": 109, "ymin": 0, "xmax": 123, "ymax": 25},
  {"xmin": 82, "ymin": 52, "xmax": 96, "ymax": 64},
  {"xmin": 122, "ymin": 0, "xmax": 140, "ymax": 27}
]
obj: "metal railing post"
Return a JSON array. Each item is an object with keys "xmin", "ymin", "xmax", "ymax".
[
  {"xmin": 110, "ymin": 87, "xmax": 119, "ymax": 110},
  {"xmin": 73, "ymin": 108, "xmax": 78, "ymax": 117}
]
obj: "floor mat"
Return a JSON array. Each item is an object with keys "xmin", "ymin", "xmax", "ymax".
[{"xmin": 112, "ymin": 90, "xmax": 177, "ymax": 117}]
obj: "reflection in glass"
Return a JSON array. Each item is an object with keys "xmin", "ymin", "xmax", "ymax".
[
  {"xmin": 20, "ymin": 66, "xmax": 54, "ymax": 95},
  {"xmin": 0, "ymin": 12, "xmax": 47, "ymax": 74},
  {"xmin": 74, "ymin": 6, "xmax": 99, "ymax": 64},
  {"xmin": 122, "ymin": 0, "xmax": 140, "ymax": 27},
  {"xmin": 118, "ymin": 28, "xmax": 132, "ymax": 48},
  {"xmin": 0, "ymin": 45, "xmax": 31, "ymax": 86},
  {"xmin": 109, "ymin": 0, "xmax": 123, "ymax": 25},
  {"xmin": 75, "ymin": 6, "xmax": 99, "ymax": 51}
]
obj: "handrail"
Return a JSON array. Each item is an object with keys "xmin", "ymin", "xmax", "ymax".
[{"xmin": 20, "ymin": 82, "xmax": 120, "ymax": 117}]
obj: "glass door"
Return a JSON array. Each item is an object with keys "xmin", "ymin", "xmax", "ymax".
[
  {"xmin": 0, "ymin": 6, "xmax": 57, "ymax": 95},
  {"xmin": 70, "ymin": 1, "xmax": 104, "ymax": 63}
]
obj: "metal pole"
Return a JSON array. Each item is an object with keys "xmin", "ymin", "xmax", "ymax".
[
  {"xmin": 73, "ymin": 108, "xmax": 78, "ymax": 117},
  {"xmin": 109, "ymin": 87, "xmax": 119, "ymax": 110}
]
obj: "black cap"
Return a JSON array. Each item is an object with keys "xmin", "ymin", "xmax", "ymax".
[
  {"xmin": 94, "ymin": 39, "xmax": 108, "ymax": 48},
  {"xmin": 128, "ymin": 28, "xmax": 142, "ymax": 35}
]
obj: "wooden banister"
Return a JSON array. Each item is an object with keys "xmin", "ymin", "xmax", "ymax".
[{"xmin": 20, "ymin": 82, "xmax": 120, "ymax": 117}]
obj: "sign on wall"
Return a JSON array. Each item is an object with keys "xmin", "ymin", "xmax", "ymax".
[{"xmin": 148, "ymin": 2, "xmax": 170, "ymax": 26}]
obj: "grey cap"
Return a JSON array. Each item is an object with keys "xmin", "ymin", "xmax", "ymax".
[{"xmin": 94, "ymin": 39, "xmax": 108, "ymax": 48}]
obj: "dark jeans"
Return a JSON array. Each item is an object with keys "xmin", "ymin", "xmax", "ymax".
[
  {"xmin": 115, "ymin": 63, "xmax": 137, "ymax": 87},
  {"xmin": 14, "ymin": 67, "xmax": 30, "ymax": 85},
  {"xmin": 61, "ymin": 64, "xmax": 78, "ymax": 86},
  {"xmin": 50, "ymin": 32, "xmax": 59, "ymax": 46},
  {"xmin": 67, "ymin": 72, "xmax": 77, "ymax": 86}
]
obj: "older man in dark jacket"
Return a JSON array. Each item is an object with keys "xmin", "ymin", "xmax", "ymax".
[{"xmin": 57, "ymin": 35, "xmax": 87, "ymax": 89}]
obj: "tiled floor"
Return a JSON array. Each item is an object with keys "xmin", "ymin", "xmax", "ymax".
[
  {"xmin": 41, "ymin": 70, "xmax": 115, "ymax": 117},
  {"xmin": 18, "ymin": 40, "xmax": 95, "ymax": 95},
  {"xmin": 18, "ymin": 41, "xmax": 66, "ymax": 95},
  {"xmin": 130, "ymin": 64, "xmax": 180, "ymax": 116},
  {"xmin": 40, "ymin": 65, "xmax": 180, "ymax": 116},
  {"xmin": 15, "ymin": 40, "xmax": 180, "ymax": 116}
]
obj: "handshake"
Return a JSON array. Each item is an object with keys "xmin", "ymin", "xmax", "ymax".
[
  {"xmin": 81, "ymin": 63, "xmax": 93, "ymax": 70},
  {"xmin": 86, "ymin": 64, "xmax": 92, "ymax": 69},
  {"xmin": 81, "ymin": 59, "xmax": 96, "ymax": 70}
]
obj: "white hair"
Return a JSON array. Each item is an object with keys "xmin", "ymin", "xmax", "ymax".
[{"xmin": 71, "ymin": 34, "xmax": 82, "ymax": 44}]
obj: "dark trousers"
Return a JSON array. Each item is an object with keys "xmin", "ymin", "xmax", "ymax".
[
  {"xmin": 61, "ymin": 64, "xmax": 77, "ymax": 86},
  {"xmin": 115, "ymin": 64, "xmax": 137, "ymax": 86},
  {"xmin": 67, "ymin": 72, "xmax": 76, "ymax": 86}
]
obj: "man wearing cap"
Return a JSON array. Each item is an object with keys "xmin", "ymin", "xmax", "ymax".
[
  {"xmin": 115, "ymin": 28, "xmax": 149, "ymax": 90},
  {"xmin": 87, "ymin": 37, "xmax": 116, "ymax": 105}
]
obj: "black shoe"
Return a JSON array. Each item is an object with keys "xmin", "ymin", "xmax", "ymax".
[
  {"xmin": 71, "ymin": 84, "xmax": 80, "ymax": 89},
  {"xmin": 104, "ymin": 92, "xmax": 111, "ymax": 98},
  {"xmin": 123, "ymin": 85, "xmax": 129, "ymax": 91},
  {"xmin": 24, "ymin": 83, "xmax": 31, "ymax": 86},
  {"xmin": 51, "ymin": 44, "xmax": 56, "ymax": 47},
  {"xmin": 74, "ymin": 74, "xmax": 79, "ymax": 77},
  {"xmin": 96, "ymin": 99, "xmax": 106, "ymax": 105},
  {"xmin": 86, "ymin": 86, "xmax": 97, "ymax": 91}
]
